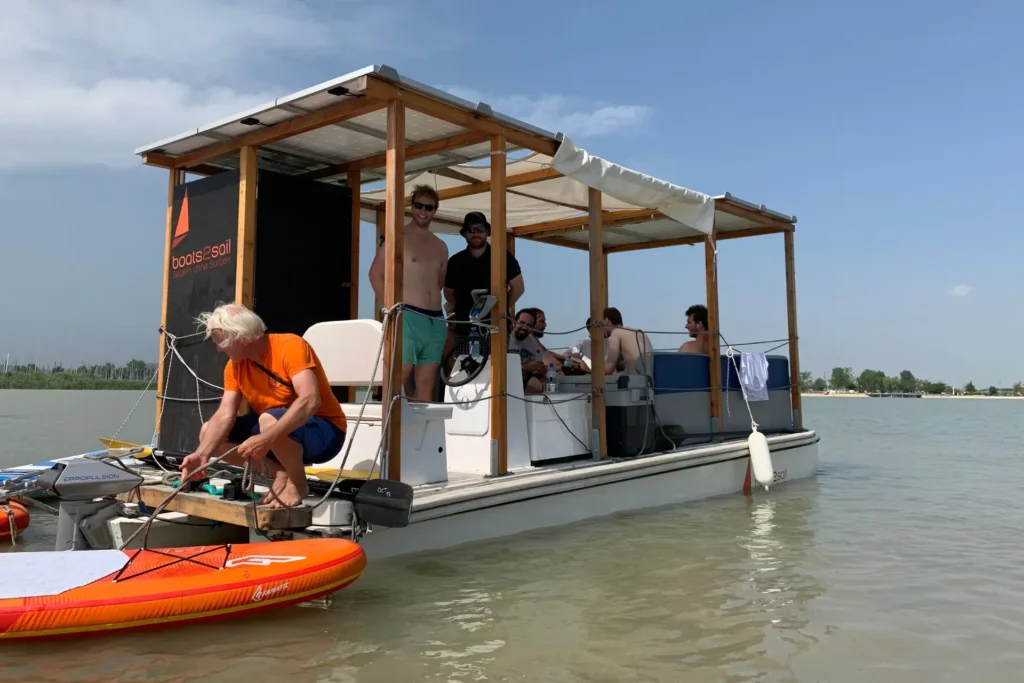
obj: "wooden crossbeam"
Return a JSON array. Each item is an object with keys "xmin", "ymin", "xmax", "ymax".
[
  {"xmin": 603, "ymin": 226, "xmax": 783, "ymax": 254},
  {"xmin": 362, "ymin": 76, "xmax": 559, "ymax": 157},
  {"xmin": 300, "ymin": 130, "xmax": 488, "ymax": 180},
  {"xmin": 715, "ymin": 197, "xmax": 795, "ymax": 231},
  {"xmin": 513, "ymin": 209, "xmax": 661, "ymax": 237},
  {"xmin": 119, "ymin": 485, "xmax": 312, "ymax": 530},
  {"xmin": 425, "ymin": 167, "xmax": 562, "ymax": 204},
  {"xmin": 142, "ymin": 153, "xmax": 225, "ymax": 176}
]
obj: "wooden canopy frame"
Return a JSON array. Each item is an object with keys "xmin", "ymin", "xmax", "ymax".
[{"xmin": 139, "ymin": 65, "xmax": 803, "ymax": 481}]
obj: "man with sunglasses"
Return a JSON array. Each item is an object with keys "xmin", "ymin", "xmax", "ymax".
[
  {"xmin": 443, "ymin": 211, "xmax": 525, "ymax": 356},
  {"xmin": 369, "ymin": 184, "xmax": 449, "ymax": 402}
]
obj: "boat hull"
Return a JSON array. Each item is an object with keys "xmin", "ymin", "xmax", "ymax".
[
  {"xmin": 0, "ymin": 538, "xmax": 365, "ymax": 641},
  {"xmin": 348, "ymin": 430, "xmax": 818, "ymax": 559}
]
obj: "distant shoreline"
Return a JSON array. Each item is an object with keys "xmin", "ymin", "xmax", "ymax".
[
  {"xmin": 804, "ymin": 392, "xmax": 1023, "ymax": 401},
  {"xmin": 0, "ymin": 375, "xmax": 152, "ymax": 391}
]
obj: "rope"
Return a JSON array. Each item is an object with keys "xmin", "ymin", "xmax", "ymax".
[
  {"xmin": 117, "ymin": 444, "xmax": 242, "ymax": 550},
  {"xmin": 1, "ymin": 504, "xmax": 17, "ymax": 546}
]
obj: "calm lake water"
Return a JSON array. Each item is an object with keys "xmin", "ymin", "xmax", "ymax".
[{"xmin": 1, "ymin": 390, "xmax": 1022, "ymax": 682}]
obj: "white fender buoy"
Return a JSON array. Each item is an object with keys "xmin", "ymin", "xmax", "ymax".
[{"xmin": 748, "ymin": 427, "xmax": 774, "ymax": 490}]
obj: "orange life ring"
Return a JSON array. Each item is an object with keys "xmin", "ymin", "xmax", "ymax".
[{"xmin": 0, "ymin": 500, "xmax": 30, "ymax": 540}]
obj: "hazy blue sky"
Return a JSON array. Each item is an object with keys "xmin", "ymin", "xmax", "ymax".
[{"xmin": 1, "ymin": 0, "xmax": 1021, "ymax": 388}]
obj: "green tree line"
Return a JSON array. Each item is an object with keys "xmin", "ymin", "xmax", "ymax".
[
  {"xmin": 0, "ymin": 359, "xmax": 156, "ymax": 390},
  {"xmin": 799, "ymin": 367, "xmax": 1021, "ymax": 397}
]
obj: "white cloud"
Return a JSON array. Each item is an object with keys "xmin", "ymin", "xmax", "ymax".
[
  {"xmin": 0, "ymin": 0, "xmax": 402, "ymax": 169},
  {"xmin": 0, "ymin": 0, "xmax": 651, "ymax": 170},
  {"xmin": 442, "ymin": 87, "xmax": 653, "ymax": 137},
  {"xmin": 949, "ymin": 284, "xmax": 973, "ymax": 297}
]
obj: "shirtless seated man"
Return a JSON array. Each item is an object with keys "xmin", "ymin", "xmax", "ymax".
[
  {"xmin": 677, "ymin": 304, "xmax": 709, "ymax": 354},
  {"xmin": 368, "ymin": 184, "xmax": 449, "ymax": 402},
  {"xmin": 602, "ymin": 306, "xmax": 654, "ymax": 375},
  {"xmin": 179, "ymin": 303, "xmax": 348, "ymax": 508}
]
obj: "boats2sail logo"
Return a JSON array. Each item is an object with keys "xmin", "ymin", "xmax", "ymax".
[{"xmin": 170, "ymin": 189, "xmax": 232, "ymax": 279}]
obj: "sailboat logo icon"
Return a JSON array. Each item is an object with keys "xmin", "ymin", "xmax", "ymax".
[{"xmin": 171, "ymin": 190, "xmax": 190, "ymax": 249}]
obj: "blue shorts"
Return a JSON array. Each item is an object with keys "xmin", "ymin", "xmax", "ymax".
[{"xmin": 228, "ymin": 407, "xmax": 345, "ymax": 465}]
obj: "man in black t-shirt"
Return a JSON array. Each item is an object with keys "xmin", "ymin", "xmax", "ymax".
[{"xmin": 442, "ymin": 211, "xmax": 525, "ymax": 355}]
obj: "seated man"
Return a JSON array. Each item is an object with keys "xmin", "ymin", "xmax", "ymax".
[
  {"xmin": 678, "ymin": 304, "xmax": 709, "ymax": 354},
  {"xmin": 519, "ymin": 307, "xmax": 564, "ymax": 370},
  {"xmin": 565, "ymin": 316, "xmax": 615, "ymax": 373},
  {"xmin": 602, "ymin": 306, "xmax": 654, "ymax": 375},
  {"xmin": 508, "ymin": 308, "xmax": 548, "ymax": 394},
  {"xmin": 180, "ymin": 303, "xmax": 348, "ymax": 508}
]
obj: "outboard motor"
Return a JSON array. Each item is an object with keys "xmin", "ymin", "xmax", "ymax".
[{"xmin": 35, "ymin": 459, "xmax": 144, "ymax": 551}]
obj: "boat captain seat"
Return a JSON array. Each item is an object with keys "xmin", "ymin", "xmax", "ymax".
[{"xmin": 302, "ymin": 319, "xmax": 453, "ymax": 487}]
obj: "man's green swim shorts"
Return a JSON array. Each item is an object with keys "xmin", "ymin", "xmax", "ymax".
[{"xmin": 402, "ymin": 305, "xmax": 447, "ymax": 366}]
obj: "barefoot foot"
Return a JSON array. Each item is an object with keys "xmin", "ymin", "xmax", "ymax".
[
  {"xmin": 266, "ymin": 479, "xmax": 308, "ymax": 508},
  {"xmin": 259, "ymin": 467, "xmax": 289, "ymax": 505}
]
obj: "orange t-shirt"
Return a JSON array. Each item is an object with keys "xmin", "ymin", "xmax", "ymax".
[{"xmin": 223, "ymin": 333, "xmax": 347, "ymax": 432}]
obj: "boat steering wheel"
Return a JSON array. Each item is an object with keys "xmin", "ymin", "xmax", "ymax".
[{"xmin": 440, "ymin": 327, "xmax": 491, "ymax": 388}]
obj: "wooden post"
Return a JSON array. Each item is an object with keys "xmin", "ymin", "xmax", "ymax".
[
  {"xmin": 382, "ymin": 100, "xmax": 405, "ymax": 481},
  {"xmin": 489, "ymin": 133, "xmax": 509, "ymax": 475},
  {"xmin": 704, "ymin": 228, "xmax": 723, "ymax": 439},
  {"xmin": 155, "ymin": 168, "xmax": 184, "ymax": 436},
  {"xmin": 784, "ymin": 231, "xmax": 802, "ymax": 429},
  {"xmin": 374, "ymin": 207, "xmax": 385, "ymax": 322},
  {"xmin": 602, "ymin": 252, "xmax": 609, "ymax": 303},
  {"xmin": 589, "ymin": 188, "xmax": 608, "ymax": 459},
  {"xmin": 506, "ymin": 236, "xmax": 516, "ymax": 318},
  {"xmin": 347, "ymin": 170, "xmax": 361, "ymax": 403},
  {"xmin": 235, "ymin": 146, "xmax": 258, "ymax": 308}
]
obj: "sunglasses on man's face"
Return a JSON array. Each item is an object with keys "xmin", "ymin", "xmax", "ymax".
[
  {"xmin": 465, "ymin": 225, "xmax": 487, "ymax": 234},
  {"xmin": 413, "ymin": 201, "xmax": 436, "ymax": 212}
]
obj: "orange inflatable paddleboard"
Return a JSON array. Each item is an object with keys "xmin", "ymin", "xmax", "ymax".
[
  {"xmin": 0, "ymin": 501, "xmax": 29, "ymax": 541},
  {"xmin": 0, "ymin": 538, "xmax": 365, "ymax": 641}
]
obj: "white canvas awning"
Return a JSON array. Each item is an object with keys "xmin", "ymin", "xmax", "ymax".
[{"xmin": 360, "ymin": 137, "xmax": 791, "ymax": 252}]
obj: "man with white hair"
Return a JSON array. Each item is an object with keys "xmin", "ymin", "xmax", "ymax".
[{"xmin": 179, "ymin": 303, "xmax": 347, "ymax": 508}]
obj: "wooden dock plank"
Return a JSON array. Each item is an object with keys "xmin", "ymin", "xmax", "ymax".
[{"xmin": 119, "ymin": 485, "xmax": 312, "ymax": 530}]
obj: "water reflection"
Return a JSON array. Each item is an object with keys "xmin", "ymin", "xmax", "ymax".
[{"xmin": 1, "ymin": 483, "xmax": 824, "ymax": 682}]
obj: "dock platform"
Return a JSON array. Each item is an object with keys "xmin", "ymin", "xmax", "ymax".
[{"xmin": 119, "ymin": 485, "xmax": 313, "ymax": 530}]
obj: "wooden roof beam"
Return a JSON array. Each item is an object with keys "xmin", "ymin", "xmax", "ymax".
[
  {"xmin": 521, "ymin": 235, "xmax": 591, "ymax": 251},
  {"xmin": 362, "ymin": 76, "xmax": 559, "ymax": 157},
  {"xmin": 512, "ymin": 209, "xmax": 662, "ymax": 237},
  {"xmin": 604, "ymin": 226, "xmax": 785, "ymax": 254},
  {"xmin": 715, "ymin": 197, "xmax": 795, "ymax": 231},
  {"xmin": 300, "ymin": 130, "xmax": 488, "ymax": 180},
  {"xmin": 420, "ymin": 167, "xmax": 562, "ymax": 204},
  {"xmin": 142, "ymin": 153, "xmax": 225, "ymax": 176}
]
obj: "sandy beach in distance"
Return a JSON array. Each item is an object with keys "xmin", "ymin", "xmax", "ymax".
[{"xmin": 805, "ymin": 392, "xmax": 1023, "ymax": 400}]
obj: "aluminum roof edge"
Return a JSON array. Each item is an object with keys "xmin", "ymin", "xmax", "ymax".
[
  {"xmin": 717, "ymin": 192, "xmax": 797, "ymax": 224},
  {"xmin": 134, "ymin": 64, "xmax": 565, "ymax": 159},
  {"xmin": 132, "ymin": 65, "xmax": 384, "ymax": 157}
]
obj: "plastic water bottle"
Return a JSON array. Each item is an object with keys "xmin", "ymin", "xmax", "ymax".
[{"xmin": 545, "ymin": 362, "xmax": 557, "ymax": 393}]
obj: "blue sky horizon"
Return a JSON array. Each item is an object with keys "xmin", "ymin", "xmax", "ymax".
[{"xmin": 1, "ymin": 0, "xmax": 1021, "ymax": 388}]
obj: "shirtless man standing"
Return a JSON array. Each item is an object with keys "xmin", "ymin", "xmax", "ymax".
[
  {"xmin": 602, "ymin": 306, "xmax": 654, "ymax": 375},
  {"xmin": 369, "ymin": 184, "xmax": 449, "ymax": 402},
  {"xmin": 677, "ymin": 304, "xmax": 709, "ymax": 354}
]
